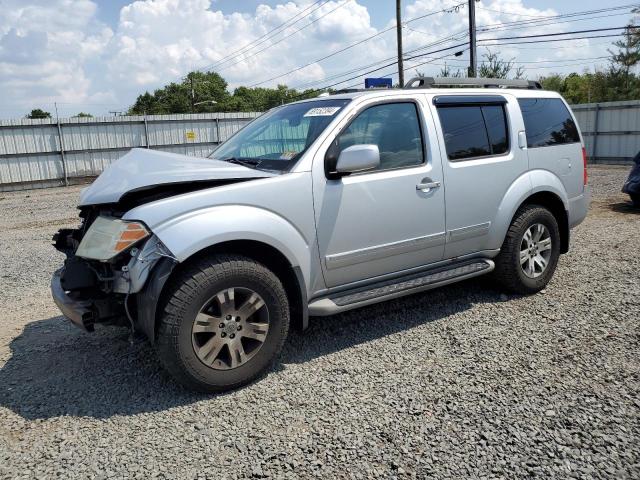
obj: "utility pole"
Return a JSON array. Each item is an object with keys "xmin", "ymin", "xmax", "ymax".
[
  {"xmin": 468, "ymin": 0, "xmax": 477, "ymax": 77},
  {"xmin": 189, "ymin": 75, "xmax": 195, "ymax": 113},
  {"xmin": 396, "ymin": 0, "xmax": 404, "ymax": 87}
]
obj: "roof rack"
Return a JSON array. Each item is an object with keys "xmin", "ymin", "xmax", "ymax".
[{"xmin": 404, "ymin": 76, "xmax": 542, "ymax": 90}]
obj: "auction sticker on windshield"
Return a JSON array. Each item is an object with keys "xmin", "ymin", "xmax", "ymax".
[
  {"xmin": 280, "ymin": 151, "xmax": 298, "ymax": 160},
  {"xmin": 304, "ymin": 106, "xmax": 341, "ymax": 117}
]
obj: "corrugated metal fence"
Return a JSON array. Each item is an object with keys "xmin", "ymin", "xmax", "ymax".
[
  {"xmin": 2, "ymin": 100, "xmax": 639, "ymax": 192},
  {"xmin": 0, "ymin": 112, "xmax": 260, "ymax": 192},
  {"xmin": 571, "ymin": 100, "xmax": 640, "ymax": 165}
]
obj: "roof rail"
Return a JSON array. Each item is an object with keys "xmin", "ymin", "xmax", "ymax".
[{"xmin": 404, "ymin": 76, "xmax": 542, "ymax": 90}]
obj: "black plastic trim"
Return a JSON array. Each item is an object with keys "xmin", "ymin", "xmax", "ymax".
[
  {"xmin": 293, "ymin": 265, "xmax": 309, "ymax": 330},
  {"xmin": 434, "ymin": 95, "xmax": 507, "ymax": 106},
  {"xmin": 135, "ymin": 257, "xmax": 177, "ymax": 343}
]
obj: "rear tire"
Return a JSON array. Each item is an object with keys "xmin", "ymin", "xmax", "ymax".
[
  {"xmin": 156, "ymin": 254, "xmax": 289, "ymax": 392},
  {"xmin": 630, "ymin": 193, "xmax": 640, "ymax": 208},
  {"xmin": 493, "ymin": 205, "xmax": 561, "ymax": 294}
]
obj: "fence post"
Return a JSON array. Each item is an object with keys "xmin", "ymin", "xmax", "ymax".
[
  {"xmin": 591, "ymin": 103, "xmax": 600, "ymax": 163},
  {"xmin": 56, "ymin": 119, "xmax": 69, "ymax": 186},
  {"xmin": 215, "ymin": 116, "xmax": 221, "ymax": 145},
  {"xmin": 143, "ymin": 114, "xmax": 151, "ymax": 148}
]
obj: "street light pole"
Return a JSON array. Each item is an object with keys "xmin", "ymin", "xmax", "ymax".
[
  {"xmin": 396, "ymin": 0, "xmax": 404, "ymax": 87},
  {"xmin": 468, "ymin": 0, "xmax": 477, "ymax": 77},
  {"xmin": 190, "ymin": 76, "xmax": 195, "ymax": 113}
]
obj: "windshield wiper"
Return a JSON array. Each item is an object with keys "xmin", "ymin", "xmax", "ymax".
[{"xmin": 221, "ymin": 157, "xmax": 262, "ymax": 169}]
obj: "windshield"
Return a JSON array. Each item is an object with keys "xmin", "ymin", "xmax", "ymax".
[{"xmin": 209, "ymin": 98, "xmax": 351, "ymax": 171}]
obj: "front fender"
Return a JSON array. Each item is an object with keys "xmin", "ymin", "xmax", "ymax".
[
  {"xmin": 489, "ymin": 170, "xmax": 569, "ymax": 248},
  {"xmin": 133, "ymin": 204, "xmax": 312, "ymax": 288}
]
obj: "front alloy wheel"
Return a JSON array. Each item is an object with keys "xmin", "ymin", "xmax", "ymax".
[
  {"xmin": 192, "ymin": 287, "xmax": 269, "ymax": 370},
  {"xmin": 156, "ymin": 254, "xmax": 290, "ymax": 392}
]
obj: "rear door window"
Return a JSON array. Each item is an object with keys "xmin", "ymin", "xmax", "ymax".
[
  {"xmin": 436, "ymin": 103, "xmax": 509, "ymax": 161},
  {"xmin": 518, "ymin": 98, "xmax": 580, "ymax": 148}
]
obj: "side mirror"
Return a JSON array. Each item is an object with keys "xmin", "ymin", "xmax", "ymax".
[{"xmin": 335, "ymin": 144, "xmax": 380, "ymax": 174}]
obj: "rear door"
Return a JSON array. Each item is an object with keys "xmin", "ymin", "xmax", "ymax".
[
  {"xmin": 518, "ymin": 97, "xmax": 584, "ymax": 198},
  {"xmin": 431, "ymin": 94, "xmax": 529, "ymax": 258},
  {"xmin": 312, "ymin": 96, "xmax": 446, "ymax": 288}
]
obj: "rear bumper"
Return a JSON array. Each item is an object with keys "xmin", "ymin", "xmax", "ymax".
[
  {"xmin": 51, "ymin": 268, "xmax": 96, "ymax": 332},
  {"xmin": 568, "ymin": 185, "xmax": 591, "ymax": 229}
]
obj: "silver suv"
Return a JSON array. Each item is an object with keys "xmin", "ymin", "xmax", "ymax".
[{"xmin": 51, "ymin": 77, "xmax": 590, "ymax": 392}]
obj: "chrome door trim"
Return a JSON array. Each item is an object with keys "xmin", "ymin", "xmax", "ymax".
[
  {"xmin": 447, "ymin": 221, "xmax": 491, "ymax": 242},
  {"xmin": 324, "ymin": 231, "xmax": 446, "ymax": 270}
]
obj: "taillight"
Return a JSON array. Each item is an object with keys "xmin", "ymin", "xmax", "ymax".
[{"xmin": 582, "ymin": 146, "xmax": 588, "ymax": 185}]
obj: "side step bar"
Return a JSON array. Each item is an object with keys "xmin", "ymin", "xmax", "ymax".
[{"xmin": 308, "ymin": 259, "xmax": 494, "ymax": 316}]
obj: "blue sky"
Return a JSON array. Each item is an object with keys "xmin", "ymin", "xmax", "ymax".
[{"xmin": 0, "ymin": 0, "xmax": 636, "ymax": 118}]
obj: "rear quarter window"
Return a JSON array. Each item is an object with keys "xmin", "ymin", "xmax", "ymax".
[{"xmin": 518, "ymin": 98, "xmax": 580, "ymax": 148}]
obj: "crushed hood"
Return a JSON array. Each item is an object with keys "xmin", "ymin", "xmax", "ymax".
[{"xmin": 78, "ymin": 148, "xmax": 275, "ymax": 206}]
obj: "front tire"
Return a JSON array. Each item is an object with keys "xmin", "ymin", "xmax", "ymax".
[
  {"xmin": 493, "ymin": 205, "xmax": 561, "ymax": 294},
  {"xmin": 156, "ymin": 254, "xmax": 289, "ymax": 392},
  {"xmin": 630, "ymin": 193, "xmax": 640, "ymax": 208}
]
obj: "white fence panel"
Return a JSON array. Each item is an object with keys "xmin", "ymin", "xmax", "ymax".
[{"xmin": 0, "ymin": 112, "xmax": 260, "ymax": 191}]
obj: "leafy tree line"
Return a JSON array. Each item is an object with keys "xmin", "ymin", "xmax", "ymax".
[
  {"xmin": 25, "ymin": 109, "xmax": 93, "ymax": 119},
  {"xmin": 128, "ymin": 71, "xmax": 318, "ymax": 115}
]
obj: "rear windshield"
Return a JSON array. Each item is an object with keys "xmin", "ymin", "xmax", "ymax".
[
  {"xmin": 518, "ymin": 98, "xmax": 580, "ymax": 148},
  {"xmin": 210, "ymin": 98, "xmax": 351, "ymax": 171}
]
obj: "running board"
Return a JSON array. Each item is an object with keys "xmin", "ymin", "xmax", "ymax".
[{"xmin": 308, "ymin": 259, "xmax": 494, "ymax": 316}]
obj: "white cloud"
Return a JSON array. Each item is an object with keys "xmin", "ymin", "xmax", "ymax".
[
  {"xmin": 0, "ymin": 0, "xmax": 113, "ymax": 117},
  {"xmin": 0, "ymin": 0, "xmax": 617, "ymax": 118}
]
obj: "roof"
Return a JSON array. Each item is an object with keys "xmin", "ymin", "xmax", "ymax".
[{"xmin": 292, "ymin": 87, "xmax": 562, "ymax": 105}]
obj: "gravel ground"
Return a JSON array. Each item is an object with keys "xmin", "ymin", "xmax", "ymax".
[{"xmin": 0, "ymin": 166, "xmax": 639, "ymax": 479}]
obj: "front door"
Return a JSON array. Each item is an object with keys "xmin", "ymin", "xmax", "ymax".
[{"xmin": 312, "ymin": 98, "xmax": 446, "ymax": 288}]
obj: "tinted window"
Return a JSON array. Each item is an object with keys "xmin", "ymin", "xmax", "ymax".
[
  {"xmin": 518, "ymin": 98, "xmax": 580, "ymax": 148},
  {"xmin": 482, "ymin": 105, "xmax": 508, "ymax": 155},
  {"xmin": 437, "ymin": 104, "xmax": 509, "ymax": 160},
  {"xmin": 337, "ymin": 102, "xmax": 424, "ymax": 170}
]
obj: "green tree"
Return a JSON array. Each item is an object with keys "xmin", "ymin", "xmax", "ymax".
[
  {"xmin": 438, "ymin": 63, "xmax": 463, "ymax": 77},
  {"xmin": 478, "ymin": 51, "xmax": 514, "ymax": 79},
  {"xmin": 129, "ymin": 71, "xmax": 319, "ymax": 114},
  {"xmin": 73, "ymin": 112, "xmax": 93, "ymax": 118},
  {"xmin": 432, "ymin": 52, "xmax": 519, "ymax": 79},
  {"xmin": 26, "ymin": 108, "xmax": 51, "ymax": 119},
  {"xmin": 608, "ymin": 25, "xmax": 640, "ymax": 97},
  {"xmin": 129, "ymin": 71, "xmax": 230, "ymax": 114}
]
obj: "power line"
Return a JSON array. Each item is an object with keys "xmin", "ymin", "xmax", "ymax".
[
  {"xmin": 291, "ymin": 42, "xmax": 468, "ymax": 97},
  {"xmin": 477, "ymin": 2, "xmax": 637, "ymax": 22},
  {"xmin": 291, "ymin": 22, "xmax": 619, "ymax": 92},
  {"xmin": 478, "ymin": 25, "xmax": 639, "ymax": 42},
  {"xmin": 341, "ymin": 48, "xmax": 470, "ymax": 90},
  {"xmin": 479, "ymin": 32, "xmax": 629, "ymax": 46},
  {"xmin": 202, "ymin": 1, "xmax": 329, "ymax": 72},
  {"xmin": 208, "ymin": 0, "xmax": 352, "ymax": 74},
  {"xmin": 246, "ymin": 1, "xmax": 467, "ymax": 88},
  {"xmin": 292, "ymin": 23, "xmax": 633, "ymax": 98}
]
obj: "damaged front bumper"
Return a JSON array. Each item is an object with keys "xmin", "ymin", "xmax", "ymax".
[
  {"xmin": 51, "ymin": 226, "xmax": 177, "ymax": 338},
  {"xmin": 51, "ymin": 268, "xmax": 97, "ymax": 332}
]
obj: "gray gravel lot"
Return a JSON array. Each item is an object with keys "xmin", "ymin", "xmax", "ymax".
[{"xmin": 0, "ymin": 166, "xmax": 639, "ymax": 479}]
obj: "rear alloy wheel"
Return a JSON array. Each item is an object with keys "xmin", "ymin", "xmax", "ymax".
[
  {"xmin": 493, "ymin": 205, "xmax": 561, "ymax": 294},
  {"xmin": 156, "ymin": 254, "xmax": 289, "ymax": 392},
  {"xmin": 519, "ymin": 223, "xmax": 553, "ymax": 279}
]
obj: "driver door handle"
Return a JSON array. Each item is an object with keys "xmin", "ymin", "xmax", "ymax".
[{"xmin": 416, "ymin": 180, "xmax": 441, "ymax": 192}]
